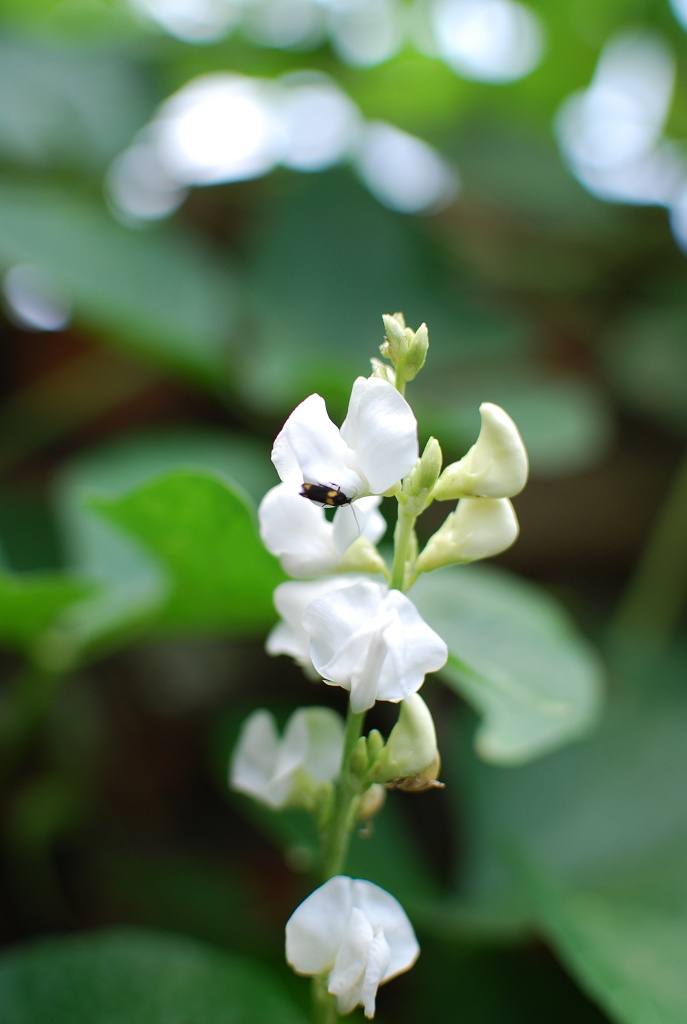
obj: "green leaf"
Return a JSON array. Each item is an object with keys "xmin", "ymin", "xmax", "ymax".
[
  {"xmin": 0, "ymin": 572, "xmax": 90, "ymax": 656},
  {"xmin": 518, "ymin": 852, "xmax": 687, "ymax": 1024},
  {"xmin": 0, "ymin": 927, "xmax": 308, "ymax": 1024},
  {"xmin": 88, "ymin": 468, "xmax": 284, "ymax": 636},
  {"xmin": 0, "ymin": 180, "xmax": 235, "ymax": 385},
  {"xmin": 53, "ymin": 436, "xmax": 280, "ymax": 658},
  {"xmin": 412, "ymin": 564, "xmax": 604, "ymax": 764},
  {"xmin": 0, "ymin": 35, "xmax": 153, "ymax": 172},
  {"xmin": 444, "ymin": 652, "xmax": 687, "ymax": 944}
]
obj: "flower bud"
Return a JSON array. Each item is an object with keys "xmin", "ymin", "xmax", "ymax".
[
  {"xmin": 405, "ymin": 437, "xmax": 442, "ymax": 502},
  {"xmin": 433, "ymin": 403, "xmax": 528, "ymax": 501},
  {"xmin": 371, "ymin": 694, "xmax": 439, "ymax": 784},
  {"xmin": 349, "ymin": 735, "xmax": 370, "ymax": 777},
  {"xmin": 381, "ymin": 313, "xmax": 408, "ymax": 363},
  {"xmin": 415, "ymin": 497, "xmax": 519, "ymax": 572},
  {"xmin": 404, "ymin": 322, "xmax": 429, "ymax": 380},
  {"xmin": 369, "ymin": 358, "xmax": 396, "ymax": 385},
  {"xmin": 366, "ymin": 729, "xmax": 385, "ymax": 763}
]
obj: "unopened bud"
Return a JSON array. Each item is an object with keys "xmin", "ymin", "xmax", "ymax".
[
  {"xmin": 402, "ymin": 437, "xmax": 443, "ymax": 518},
  {"xmin": 404, "ymin": 322, "xmax": 429, "ymax": 380},
  {"xmin": 370, "ymin": 358, "xmax": 396, "ymax": 385},
  {"xmin": 416, "ymin": 497, "xmax": 519, "ymax": 573},
  {"xmin": 433, "ymin": 403, "xmax": 528, "ymax": 501},
  {"xmin": 349, "ymin": 736, "xmax": 369, "ymax": 777},
  {"xmin": 381, "ymin": 313, "xmax": 409, "ymax": 363},
  {"xmin": 371, "ymin": 694, "xmax": 439, "ymax": 784}
]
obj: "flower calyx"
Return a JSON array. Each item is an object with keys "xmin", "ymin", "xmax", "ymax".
[
  {"xmin": 401, "ymin": 436, "xmax": 442, "ymax": 516},
  {"xmin": 380, "ymin": 313, "xmax": 429, "ymax": 388}
]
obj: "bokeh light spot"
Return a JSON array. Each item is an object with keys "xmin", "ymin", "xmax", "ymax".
[
  {"xmin": 430, "ymin": 0, "xmax": 544, "ymax": 83},
  {"xmin": 3, "ymin": 264, "xmax": 71, "ymax": 332},
  {"xmin": 354, "ymin": 120, "xmax": 459, "ymax": 213}
]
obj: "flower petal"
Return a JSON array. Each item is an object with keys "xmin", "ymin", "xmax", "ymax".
[
  {"xmin": 259, "ymin": 484, "xmax": 340, "ymax": 577},
  {"xmin": 229, "ymin": 710, "xmax": 280, "ymax": 802},
  {"xmin": 350, "ymin": 879, "xmax": 420, "ymax": 981},
  {"xmin": 286, "ymin": 875, "xmax": 353, "ymax": 975},
  {"xmin": 328, "ymin": 907, "xmax": 374, "ymax": 1012},
  {"xmin": 340, "ymin": 378, "xmax": 418, "ymax": 493},
  {"xmin": 272, "ymin": 393, "xmax": 364, "ymax": 495},
  {"xmin": 285, "ymin": 876, "xmax": 418, "ymax": 1019},
  {"xmin": 361, "ymin": 931, "xmax": 392, "ymax": 1018}
]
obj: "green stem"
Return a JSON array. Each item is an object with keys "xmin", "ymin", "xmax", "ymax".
[
  {"xmin": 389, "ymin": 506, "xmax": 416, "ymax": 592},
  {"xmin": 609, "ymin": 445, "xmax": 687, "ymax": 652},
  {"xmin": 320, "ymin": 706, "xmax": 365, "ymax": 881},
  {"xmin": 311, "ymin": 978, "xmax": 341, "ymax": 1024}
]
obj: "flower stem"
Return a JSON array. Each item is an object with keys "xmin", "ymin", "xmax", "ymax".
[
  {"xmin": 311, "ymin": 978, "xmax": 341, "ymax": 1024},
  {"xmin": 390, "ymin": 506, "xmax": 416, "ymax": 592},
  {"xmin": 320, "ymin": 705, "xmax": 366, "ymax": 881}
]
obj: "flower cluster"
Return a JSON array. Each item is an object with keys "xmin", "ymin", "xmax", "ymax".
[{"xmin": 230, "ymin": 315, "xmax": 528, "ymax": 1019}]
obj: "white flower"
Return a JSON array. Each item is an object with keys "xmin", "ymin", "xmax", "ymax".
[
  {"xmin": 259, "ymin": 482, "xmax": 386, "ymax": 578},
  {"xmin": 266, "ymin": 577, "xmax": 367, "ymax": 669},
  {"xmin": 230, "ymin": 706, "xmax": 344, "ymax": 809},
  {"xmin": 271, "ymin": 376, "xmax": 419, "ymax": 499},
  {"xmin": 416, "ymin": 496, "xmax": 519, "ymax": 572},
  {"xmin": 372, "ymin": 693, "xmax": 440, "ymax": 784},
  {"xmin": 285, "ymin": 875, "xmax": 419, "ymax": 1019},
  {"xmin": 433, "ymin": 402, "xmax": 528, "ymax": 500},
  {"xmin": 302, "ymin": 579, "xmax": 448, "ymax": 713}
]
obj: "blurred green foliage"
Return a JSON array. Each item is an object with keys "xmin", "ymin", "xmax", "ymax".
[{"xmin": 1, "ymin": 0, "xmax": 687, "ymax": 1022}]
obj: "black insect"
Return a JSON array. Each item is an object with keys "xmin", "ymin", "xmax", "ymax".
[{"xmin": 299, "ymin": 482, "xmax": 355, "ymax": 508}]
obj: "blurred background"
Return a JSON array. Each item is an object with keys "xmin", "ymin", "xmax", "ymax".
[{"xmin": 1, "ymin": 0, "xmax": 687, "ymax": 1021}]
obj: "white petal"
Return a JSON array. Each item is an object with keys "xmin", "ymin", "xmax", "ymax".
[
  {"xmin": 331, "ymin": 496, "xmax": 386, "ymax": 556},
  {"xmin": 435, "ymin": 402, "xmax": 528, "ymax": 499},
  {"xmin": 361, "ymin": 931, "xmax": 391, "ymax": 1018},
  {"xmin": 230, "ymin": 710, "xmax": 292, "ymax": 808},
  {"xmin": 328, "ymin": 907, "xmax": 373, "ymax": 1012},
  {"xmin": 340, "ymin": 378, "xmax": 418, "ymax": 493},
  {"xmin": 297, "ymin": 707, "xmax": 346, "ymax": 782},
  {"xmin": 304, "ymin": 581, "xmax": 385, "ymax": 683},
  {"xmin": 272, "ymin": 393, "xmax": 364, "ymax": 495},
  {"xmin": 350, "ymin": 879, "xmax": 420, "ymax": 980},
  {"xmin": 267, "ymin": 578, "xmax": 358, "ymax": 664},
  {"xmin": 303, "ymin": 581, "xmax": 447, "ymax": 709},
  {"xmin": 259, "ymin": 484, "xmax": 340, "ymax": 577},
  {"xmin": 286, "ymin": 875, "xmax": 353, "ymax": 975},
  {"xmin": 452, "ymin": 496, "xmax": 520, "ymax": 561},
  {"xmin": 375, "ymin": 591, "xmax": 448, "ymax": 702}
]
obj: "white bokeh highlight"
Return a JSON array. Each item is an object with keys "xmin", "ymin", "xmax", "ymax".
[{"xmin": 430, "ymin": 0, "xmax": 544, "ymax": 83}]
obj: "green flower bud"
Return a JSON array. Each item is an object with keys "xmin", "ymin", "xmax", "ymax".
[
  {"xmin": 404, "ymin": 322, "xmax": 429, "ymax": 381},
  {"xmin": 366, "ymin": 729, "xmax": 385, "ymax": 764},
  {"xmin": 349, "ymin": 735, "xmax": 369, "ymax": 777}
]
